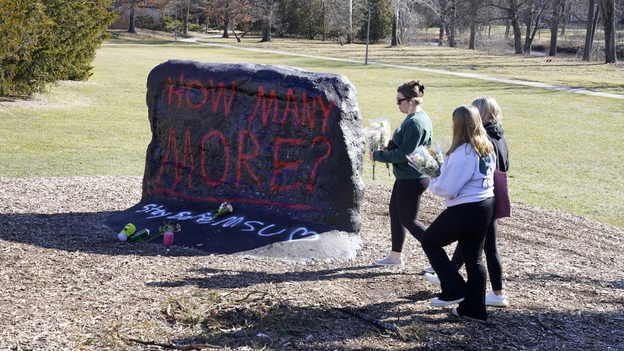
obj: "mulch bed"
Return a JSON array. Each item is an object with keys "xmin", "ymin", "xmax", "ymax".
[{"xmin": 1, "ymin": 176, "xmax": 623, "ymax": 350}]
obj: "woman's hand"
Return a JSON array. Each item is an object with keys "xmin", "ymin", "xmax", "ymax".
[{"xmin": 369, "ymin": 150, "xmax": 374, "ymax": 161}]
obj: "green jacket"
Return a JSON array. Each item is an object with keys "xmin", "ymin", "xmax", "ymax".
[{"xmin": 373, "ymin": 110, "xmax": 432, "ymax": 179}]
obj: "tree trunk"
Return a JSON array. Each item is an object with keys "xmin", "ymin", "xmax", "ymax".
[
  {"xmin": 523, "ymin": 1, "xmax": 545, "ymax": 54},
  {"xmin": 182, "ymin": 4, "xmax": 189, "ymax": 35},
  {"xmin": 549, "ymin": 0, "xmax": 562, "ymax": 56},
  {"xmin": 438, "ymin": 18, "xmax": 445, "ymax": 45},
  {"xmin": 511, "ymin": 18, "xmax": 522, "ymax": 54},
  {"xmin": 523, "ymin": 8, "xmax": 540, "ymax": 54},
  {"xmin": 230, "ymin": 24, "xmax": 241, "ymax": 42},
  {"xmin": 469, "ymin": 20, "xmax": 476, "ymax": 49},
  {"xmin": 527, "ymin": 12, "xmax": 543, "ymax": 52},
  {"xmin": 347, "ymin": 0, "xmax": 353, "ymax": 44},
  {"xmin": 509, "ymin": 0, "xmax": 523, "ymax": 54},
  {"xmin": 261, "ymin": 18, "xmax": 272, "ymax": 42},
  {"xmin": 222, "ymin": 19, "xmax": 230, "ymax": 38},
  {"xmin": 128, "ymin": 7, "xmax": 136, "ymax": 33},
  {"xmin": 504, "ymin": 20, "xmax": 510, "ymax": 40},
  {"xmin": 549, "ymin": 19, "xmax": 559, "ymax": 56},
  {"xmin": 468, "ymin": 3, "xmax": 477, "ymax": 50},
  {"xmin": 448, "ymin": 2, "xmax": 456, "ymax": 47},
  {"xmin": 597, "ymin": 0, "xmax": 616, "ymax": 63},
  {"xmin": 582, "ymin": 0, "xmax": 596, "ymax": 61},
  {"xmin": 438, "ymin": 0, "xmax": 447, "ymax": 46},
  {"xmin": 308, "ymin": 0, "xmax": 313, "ymax": 40},
  {"xmin": 391, "ymin": 10, "xmax": 399, "ymax": 46},
  {"xmin": 560, "ymin": 2, "xmax": 569, "ymax": 36}
]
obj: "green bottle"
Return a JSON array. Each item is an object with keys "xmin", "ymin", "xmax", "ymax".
[{"xmin": 128, "ymin": 229, "xmax": 150, "ymax": 243}]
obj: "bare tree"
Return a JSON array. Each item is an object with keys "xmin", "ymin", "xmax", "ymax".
[
  {"xmin": 438, "ymin": 0, "xmax": 447, "ymax": 45},
  {"xmin": 446, "ymin": 0, "xmax": 457, "ymax": 47},
  {"xmin": 468, "ymin": 0, "xmax": 480, "ymax": 49},
  {"xmin": 117, "ymin": 0, "xmax": 172, "ymax": 33},
  {"xmin": 252, "ymin": 0, "xmax": 280, "ymax": 42},
  {"xmin": 391, "ymin": 0, "xmax": 402, "ymax": 46},
  {"xmin": 582, "ymin": 0, "xmax": 599, "ymax": 61},
  {"xmin": 492, "ymin": 0, "xmax": 524, "ymax": 53},
  {"xmin": 435, "ymin": 0, "xmax": 459, "ymax": 47},
  {"xmin": 179, "ymin": 0, "xmax": 190, "ymax": 34},
  {"xmin": 520, "ymin": 0, "xmax": 548, "ymax": 54},
  {"xmin": 348, "ymin": 0, "xmax": 353, "ymax": 43},
  {"xmin": 548, "ymin": 0, "xmax": 565, "ymax": 56},
  {"xmin": 204, "ymin": 0, "xmax": 253, "ymax": 40},
  {"xmin": 597, "ymin": 0, "xmax": 617, "ymax": 63}
]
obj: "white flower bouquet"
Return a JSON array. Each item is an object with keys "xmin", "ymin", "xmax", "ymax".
[
  {"xmin": 209, "ymin": 202, "xmax": 234, "ymax": 223},
  {"xmin": 406, "ymin": 136, "xmax": 451, "ymax": 178},
  {"xmin": 364, "ymin": 127, "xmax": 380, "ymax": 180},
  {"xmin": 371, "ymin": 117, "xmax": 392, "ymax": 150},
  {"xmin": 366, "ymin": 117, "xmax": 392, "ymax": 180}
]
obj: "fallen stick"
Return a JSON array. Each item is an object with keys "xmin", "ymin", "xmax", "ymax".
[
  {"xmin": 122, "ymin": 335, "xmax": 222, "ymax": 349},
  {"xmin": 338, "ymin": 307, "xmax": 408, "ymax": 341}
]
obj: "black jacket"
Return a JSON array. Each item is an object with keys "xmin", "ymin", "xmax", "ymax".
[{"xmin": 484, "ymin": 120, "xmax": 510, "ymax": 172}]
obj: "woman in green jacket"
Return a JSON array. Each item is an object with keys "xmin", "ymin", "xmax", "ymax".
[{"xmin": 370, "ymin": 80, "xmax": 433, "ymax": 266}]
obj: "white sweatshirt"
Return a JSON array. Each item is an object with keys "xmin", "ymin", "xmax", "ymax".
[{"xmin": 429, "ymin": 143, "xmax": 496, "ymax": 208}]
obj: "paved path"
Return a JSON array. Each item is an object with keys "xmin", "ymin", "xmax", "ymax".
[{"xmin": 181, "ymin": 37, "xmax": 624, "ymax": 100}]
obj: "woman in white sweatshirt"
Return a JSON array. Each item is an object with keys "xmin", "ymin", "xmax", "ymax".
[{"xmin": 420, "ymin": 105, "xmax": 496, "ymax": 323}]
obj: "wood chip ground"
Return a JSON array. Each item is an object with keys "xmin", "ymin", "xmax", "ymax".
[{"xmin": 1, "ymin": 176, "xmax": 623, "ymax": 350}]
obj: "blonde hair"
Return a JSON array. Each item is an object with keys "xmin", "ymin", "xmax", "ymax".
[
  {"xmin": 471, "ymin": 96, "xmax": 502, "ymax": 123},
  {"xmin": 448, "ymin": 105, "xmax": 494, "ymax": 157},
  {"xmin": 397, "ymin": 80, "xmax": 425, "ymax": 105}
]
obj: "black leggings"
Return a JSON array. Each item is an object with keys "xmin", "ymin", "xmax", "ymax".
[
  {"xmin": 389, "ymin": 178, "xmax": 430, "ymax": 252},
  {"xmin": 421, "ymin": 198, "xmax": 496, "ymax": 321},
  {"xmin": 451, "ymin": 220, "xmax": 503, "ymax": 291}
]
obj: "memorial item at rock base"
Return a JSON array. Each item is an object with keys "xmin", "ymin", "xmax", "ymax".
[{"xmin": 117, "ymin": 223, "xmax": 136, "ymax": 241}]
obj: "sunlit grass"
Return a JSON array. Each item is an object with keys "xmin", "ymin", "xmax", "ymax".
[
  {"xmin": 197, "ymin": 33, "xmax": 624, "ymax": 95},
  {"xmin": 0, "ymin": 29, "xmax": 622, "ymax": 229}
]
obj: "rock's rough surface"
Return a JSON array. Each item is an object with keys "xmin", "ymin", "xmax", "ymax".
[{"xmin": 105, "ymin": 60, "xmax": 366, "ymax": 256}]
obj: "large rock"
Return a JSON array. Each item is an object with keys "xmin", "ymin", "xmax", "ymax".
[{"xmin": 104, "ymin": 60, "xmax": 366, "ymax": 257}]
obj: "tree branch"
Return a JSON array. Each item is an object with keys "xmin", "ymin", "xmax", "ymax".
[{"xmin": 338, "ymin": 307, "xmax": 408, "ymax": 341}]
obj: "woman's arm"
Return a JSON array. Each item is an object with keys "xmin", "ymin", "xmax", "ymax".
[
  {"xmin": 429, "ymin": 146, "xmax": 475, "ymax": 198},
  {"xmin": 373, "ymin": 121, "xmax": 423, "ymax": 164}
]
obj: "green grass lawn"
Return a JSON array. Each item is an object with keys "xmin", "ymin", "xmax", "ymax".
[
  {"xmin": 197, "ymin": 33, "xmax": 624, "ymax": 95},
  {"xmin": 1, "ymin": 29, "xmax": 622, "ymax": 229}
]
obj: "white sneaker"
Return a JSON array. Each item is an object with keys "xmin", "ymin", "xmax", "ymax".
[
  {"xmin": 431, "ymin": 297, "xmax": 464, "ymax": 307},
  {"xmin": 485, "ymin": 290, "xmax": 508, "ymax": 307},
  {"xmin": 424, "ymin": 273, "xmax": 441, "ymax": 288},
  {"xmin": 424, "ymin": 266, "xmax": 435, "ymax": 274},
  {"xmin": 375, "ymin": 255, "xmax": 404, "ymax": 266}
]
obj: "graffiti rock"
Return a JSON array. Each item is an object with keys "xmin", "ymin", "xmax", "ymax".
[{"xmin": 104, "ymin": 60, "xmax": 366, "ymax": 255}]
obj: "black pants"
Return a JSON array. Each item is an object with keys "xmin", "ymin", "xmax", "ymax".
[
  {"xmin": 389, "ymin": 178, "xmax": 430, "ymax": 252},
  {"xmin": 421, "ymin": 197, "xmax": 496, "ymax": 321},
  {"xmin": 450, "ymin": 220, "xmax": 503, "ymax": 291}
]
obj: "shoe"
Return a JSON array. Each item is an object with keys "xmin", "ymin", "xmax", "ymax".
[
  {"xmin": 374, "ymin": 255, "xmax": 404, "ymax": 266},
  {"xmin": 424, "ymin": 266, "xmax": 435, "ymax": 274},
  {"xmin": 424, "ymin": 273, "xmax": 441, "ymax": 288},
  {"xmin": 430, "ymin": 297, "xmax": 464, "ymax": 307},
  {"xmin": 485, "ymin": 290, "xmax": 509, "ymax": 307},
  {"xmin": 452, "ymin": 307, "xmax": 488, "ymax": 324}
]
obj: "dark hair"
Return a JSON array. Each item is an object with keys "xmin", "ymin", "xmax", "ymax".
[{"xmin": 397, "ymin": 80, "xmax": 425, "ymax": 104}]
